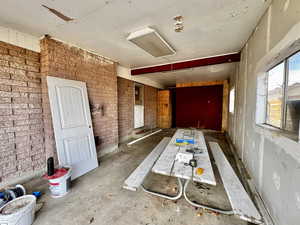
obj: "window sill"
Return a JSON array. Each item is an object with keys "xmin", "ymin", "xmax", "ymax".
[{"xmin": 256, "ymin": 123, "xmax": 299, "ymax": 143}]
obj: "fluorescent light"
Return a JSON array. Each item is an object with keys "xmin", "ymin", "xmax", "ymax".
[{"xmin": 127, "ymin": 27, "xmax": 175, "ymax": 57}]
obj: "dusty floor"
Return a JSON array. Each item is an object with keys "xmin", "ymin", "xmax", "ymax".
[{"xmin": 31, "ymin": 129, "xmax": 252, "ymax": 225}]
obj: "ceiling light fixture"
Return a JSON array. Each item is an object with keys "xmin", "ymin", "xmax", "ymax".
[{"xmin": 127, "ymin": 27, "xmax": 175, "ymax": 57}]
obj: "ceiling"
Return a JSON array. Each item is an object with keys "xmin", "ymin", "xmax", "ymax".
[
  {"xmin": 137, "ymin": 63, "xmax": 237, "ymax": 87},
  {"xmin": 0, "ymin": 0, "xmax": 271, "ymax": 70}
]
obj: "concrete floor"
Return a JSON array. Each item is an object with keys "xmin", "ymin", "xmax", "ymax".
[{"xmin": 31, "ymin": 129, "xmax": 251, "ymax": 225}]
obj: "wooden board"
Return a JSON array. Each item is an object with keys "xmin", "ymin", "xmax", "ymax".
[
  {"xmin": 123, "ymin": 137, "xmax": 171, "ymax": 191},
  {"xmin": 152, "ymin": 129, "xmax": 216, "ymax": 185},
  {"xmin": 209, "ymin": 142, "xmax": 262, "ymax": 224},
  {"xmin": 157, "ymin": 90, "xmax": 172, "ymax": 128}
]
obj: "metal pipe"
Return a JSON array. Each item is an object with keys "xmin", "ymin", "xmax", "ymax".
[
  {"xmin": 127, "ymin": 129, "xmax": 162, "ymax": 146},
  {"xmin": 141, "ymin": 178, "xmax": 183, "ymax": 200}
]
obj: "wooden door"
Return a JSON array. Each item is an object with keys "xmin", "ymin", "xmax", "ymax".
[
  {"xmin": 47, "ymin": 76, "xmax": 99, "ymax": 180},
  {"xmin": 158, "ymin": 90, "xmax": 172, "ymax": 128}
]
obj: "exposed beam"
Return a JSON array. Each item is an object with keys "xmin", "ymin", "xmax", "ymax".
[{"xmin": 131, "ymin": 53, "xmax": 240, "ymax": 75}]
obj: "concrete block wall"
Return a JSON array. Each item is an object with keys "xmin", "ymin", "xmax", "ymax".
[
  {"xmin": 40, "ymin": 37, "xmax": 119, "ymax": 160},
  {"xmin": 0, "ymin": 41, "xmax": 44, "ymax": 183}
]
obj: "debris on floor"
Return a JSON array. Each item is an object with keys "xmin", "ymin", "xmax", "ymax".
[
  {"xmin": 35, "ymin": 202, "xmax": 44, "ymax": 213},
  {"xmin": 89, "ymin": 217, "xmax": 94, "ymax": 224},
  {"xmin": 195, "ymin": 183, "xmax": 210, "ymax": 190}
]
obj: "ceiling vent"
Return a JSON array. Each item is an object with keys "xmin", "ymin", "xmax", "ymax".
[{"xmin": 127, "ymin": 27, "xmax": 175, "ymax": 57}]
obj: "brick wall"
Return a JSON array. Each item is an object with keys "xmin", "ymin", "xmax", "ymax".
[
  {"xmin": 0, "ymin": 41, "xmax": 44, "ymax": 183},
  {"xmin": 40, "ymin": 37, "xmax": 118, "ymax": 160},
  {"xmin": 117, "ymin": 77, "xmax": 134, "ymax": 141},
  {"xmin": 144, "ymin": 85, "xmax": 158, "ymax": 129},
  {"xmin": 0, "ymin": 37, "xmax": 157, "ymax": 183},
  {"xmin": 117, "ymin": 78, "xmax": 158, "ymax": 140}
]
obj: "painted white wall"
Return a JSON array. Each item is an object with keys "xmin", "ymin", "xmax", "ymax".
[
  {"xmin": 228, "ymin": 1, "xmax": 300, "ymax": 225},
  {"xmin": 117, "ymin": 65, "xmax": 164, "ymax": 89},
  {"xmin": 0, "ymin": 25, "xmax": 40, "ymax": 52}
]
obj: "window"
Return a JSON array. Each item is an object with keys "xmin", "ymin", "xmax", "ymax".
[
  {"xmin": 229, "ymin": 88, "xmax": 235, "ymax": 113},
  {"xmin": 265, "ymin": 52, "xmax": 300, "ymax": 134},
  {"xmin": 286, "ymin": 52, "xmax": 300, "ymax": 133},
  {"xmin": 266, "ymin": 62, "xmax": 284, "ymax": 127}
]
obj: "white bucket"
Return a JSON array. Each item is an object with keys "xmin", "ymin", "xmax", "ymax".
[
  {"xmin": 48, "ymin": 167, "xmax": 72, "ymax": 198},
  {"xmin": 0, "ymin": 195, "xmax": 36, "ymax": 225}
]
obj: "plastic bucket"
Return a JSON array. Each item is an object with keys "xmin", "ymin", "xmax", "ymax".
[
  {"xmin": 48, "ymin": 167, "xmax": 72, "ymax": 198},
  {"xmin": 0, "ymin": 195, "xmax": 36, "ymax": 225}
]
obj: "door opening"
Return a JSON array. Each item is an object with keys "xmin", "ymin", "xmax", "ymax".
[{"xmin": 134, "ymin": 83, "xmax": 144, "ymax": 129}]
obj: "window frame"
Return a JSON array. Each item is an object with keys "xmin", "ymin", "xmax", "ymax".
[{"xmin": 265, "ymin": 50, "xmax": 300, "ymax": 134}]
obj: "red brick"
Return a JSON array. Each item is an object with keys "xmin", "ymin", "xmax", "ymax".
[
  {"xmin": 0, "ymin": 108, "xmax": 12, "ymax": 115},
  {"xmin": 9, "ymin": 68, "xmax": 26, "ymax": 76},
  {"xmin": 30, "ymin": 123, "xmax": 43, "ymax": 130},
  {"xmin": 26, "ymin": 64, "xmax": 39, "ymax": 72},
  {"xmin": 12, "ymin": 97, "xmax": 41, "ymax": 103},
  {"xmin": 0, "ymin": 103, "xmax": 11, "ymax": 109},
  {"xmin": 28, "ymin": 82, "xmax": 40, "ymax": 88},
  {"xmin": 29, "ymin": 93, "xmax": 42, "ymax": 98},
  {"xmin": 27, "ymin": 71, "xmax": 41, "ymax": 79},
  {"xmin": 26, "ymin": 59, "xmax": 40, "ymax": 67},
  {"xmin": 15, "ymin": 129, "xmax": 41, "ymax": 137},
  {"xmin": 0, "ymin": 59, "xmax": 9, "ymax": 67},
  {"xmin": 0, "ymin": 78, "xmax": 27, "ymax": 86},
  {"xmin": 29, "ymin": 113, "xmax": 43, "ymax": 119},
  {"xmin": 11, "ymin": 86, "xmax": 41, "ymax": 93},
  {"xmin": 0, "ymin": 91, "xmax": 28, "ymax": 98},
  {"xmin": 12, "ymin": 103, "xmax": 28, "ymax": 109},
  {"xmin": 11, "ymin": 73, "xmax": 40, "ymax": 83},
  {"xmin": 0, "ymin": 143, "xmax": 15, "ymax": 151},
  {"xmin": 0, "ymin": 46, "xmax": 8, "ymax": 54},
  {"xmin": 0, "ymin": 97, "xmax": 11, "ymax": 103},
  {"xmin": 13, "ymin": 108, "xmax": 42, "ymax": 114},
  {"xmin": 0, "ymin": 65, "xmax": 10, "ymax": 74},
  {"xmin": 9, "ymin": 49, "xmax": 26, "ymax": 58},
  {"xmin": 0, "ymin": 72, "xmax": 10, "ymax": 79},
  {"xmin": 4, "ymin": 125, "xmax": 30, "ymax": 133},
  {"xmin": 0, "ymin": 133, "xmax": 14, "ymax": 140},
  {"xmin": 0, "ymin": 84, "xmax": 11, "ymax": 92},
  {"xmin": 0, "ymin": 137, "xmax": 14, "ymax": 145},
  {"xmin": 15, "ymin": 135, "xmax": 30, "ymax": 144},
  {"xmin": 28, "ymin": 103, "xmax": 41, "ymax": 109},
  {"xmin": 0, "ymin": 114, "xmax": 29, "ymax": 121},
  {"xmin": 0, "ymin": 121, "xmax": 13, "ymax": 128},
  {"xmin": 9, "ymin": 61, "xmax": 27, "ymax": 70}
]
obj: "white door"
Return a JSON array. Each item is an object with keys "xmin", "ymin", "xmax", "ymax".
[
  {"xmin": 47, "ymin": 76, "xmax": 99, "ymax": 180},
  {"xmin": 134, "ymin": 105, "xmax": 144, "ymax": 128}
]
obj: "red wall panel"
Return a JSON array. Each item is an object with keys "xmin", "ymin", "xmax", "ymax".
[{"xmin": 175, "ymin": 85, "xmax": 223, "ymax": 131}]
